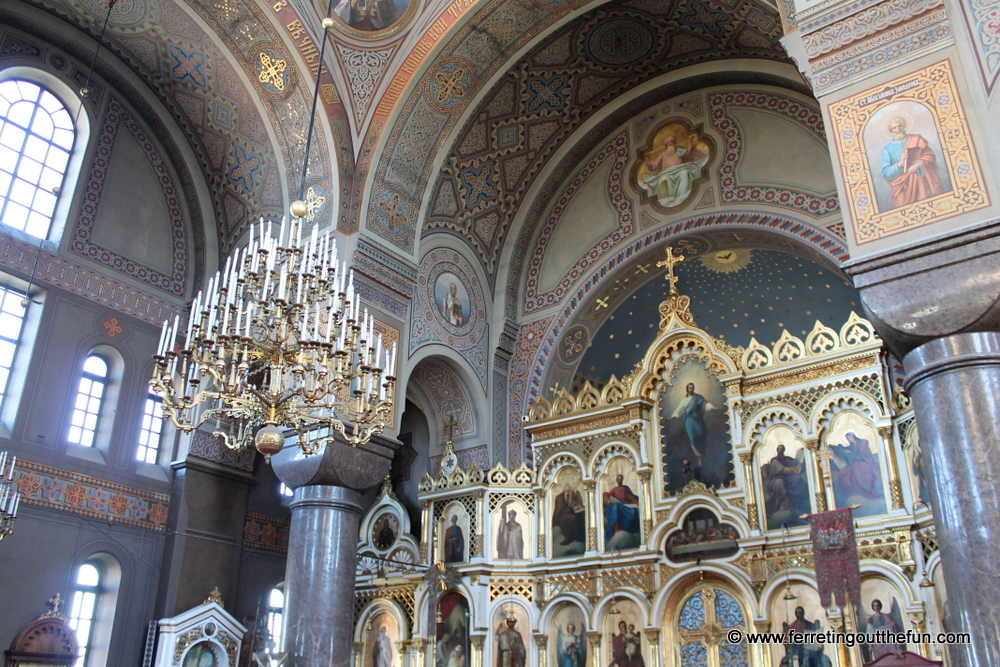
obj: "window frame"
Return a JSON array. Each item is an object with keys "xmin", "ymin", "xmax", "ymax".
[
  {"xmin": 264, "ymin": 585, "xmax": 285, "ymax": 654},
  {"xmin": 0, "ymin": 66, "xmax": 91, "ymax": 246},
  {"xmin": 67, "ymin": 561, "xmax": 100, "ymax": 667},
  {"xmin": 67, "ymin": 353, "xmax": 110, "ymax": 449},
  {"xmin": 66, "ymin": 553, "xmax": 122, "ymax": 667},
  {"xmin": 135, "ymin": 387, "xmax": 164, "ymax": 465}
]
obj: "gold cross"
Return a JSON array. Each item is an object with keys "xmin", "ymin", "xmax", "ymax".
[
  {"xmin": 656, "ymin": 246, "xmax": 686, "ymax": 295},
  {"xmin": 304, "ymin": 186, "xmax": 326, "ymax": 223},
  {"xmin": 595, "ymin": 297, "xmax": 609, "ymax": 310},
  {"xmin": 48, "ymin": 593, "xmax": 63, "ymax": 615},
  {"xmin": 444, "ymin": 415, "xmax": 459, "ymax": 442},
  {"xmin": 549, "ymin": 381, "xmax": 561, "ymax": 395},
  {"xmin": 634, "ymin": 263, "xmax": 650, "ymax": 274},
  {"xmin": 435, "ymin": 68, "xmax": 466, "ymax": 102},
  {"xmin": 379, "ymin": 194, "xmax": 408, "ymax": 231},
  {"xmin": 258, "ymin": 53, "xmax": 287, "ymax": 91}
]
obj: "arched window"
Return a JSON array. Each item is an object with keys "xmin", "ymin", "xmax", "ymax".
[
  {"xmin": 265, "ymin": 586, "xmax": 284, "ymax": 653},
  {"xmin": 68, "ymin": 355, "xmax": 108, "ymax": 447},
  {"xmin": 0, "ymin": 283, "xmax": 29, "ymax": 409},
  {"xmin": 66, "ymin": 554, "xmax": 121, "ymax": 667},
  {"xmin": 0, "ymin": 79, "xmax": 74, "ymax": 238},
  {"xmin": 136, "ymin": 388, "xmax": 164, "ymax": 464},
  {"xmin": 676, "ymin": 587, "xmax": 748, "ymax": 667},
  {"xmin": 68, "ymin": 562, "xmax": 100, "ymax": 667}
]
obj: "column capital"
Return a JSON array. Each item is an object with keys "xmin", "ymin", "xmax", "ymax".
[{"xmin": 843, "ymin": 217, "xmax": 1000, "ymax": 357}]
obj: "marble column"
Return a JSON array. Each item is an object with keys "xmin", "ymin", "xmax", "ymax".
[
  {"xmin": 272, "ymin": 433, "xmax": 399, "ymax": 667},
  {"xmin": 903, "ymin": 332, "xmax": 1000, "ymax": 667}
]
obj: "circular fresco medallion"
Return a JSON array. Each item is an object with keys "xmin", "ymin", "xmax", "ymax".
[{"xmin": 319, "ymin": 0, "xmax": 418, "ymax": 40}]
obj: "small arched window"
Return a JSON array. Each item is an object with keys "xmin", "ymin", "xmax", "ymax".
[
  {"xmin": 0, "ymin": 79, "xmax": 74, "ymax": 238},
  {"xmin": 136, "ymin": 388, "xmax": 164, "ymax": 464},
  {"xmin": 265, "ymin": 586, "xmax": 284, "ymax": 653},
  {"xmin": 68, "ymin": 355, "xmax": 108, "ymax": 447},
  {"xmin": 68, "ymin": 562, "xmax": 100, "ymax": 667}
]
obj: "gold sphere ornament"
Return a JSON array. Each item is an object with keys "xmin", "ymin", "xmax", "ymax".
[
  {"xmin": 255, "ymin": 425, "xmax": 285, "ymax": 460},
  {"xmin": 80, "ymin": 87, "xmax": 90, "ymax": 98},
  {"xmin": 322, "ymin": 17, "xmax": 336, "ymax": 30},
  {"xmin": 289, "ymin": 199, "xmax": 308, "ymax": 219}
]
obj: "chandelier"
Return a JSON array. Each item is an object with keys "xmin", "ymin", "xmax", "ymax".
[
  {"xmin": 151, "ymin": 212, "xmax": 396, "ymax": 460},
  {"xmin": 0, "ymin": 451, "xmax": 19, "ymax": 540}
]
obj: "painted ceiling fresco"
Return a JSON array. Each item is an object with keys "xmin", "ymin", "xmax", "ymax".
[
  {"xmin": 18, "ymin": 0, "xmax": 333, "ymax": 253},
  {"xmin": 571, "ymin": 248, "xmax": 861, "ymax": 383},
  {"xmin": 367, "ymin": 0, "xmax": 790, "ymax": 266}
]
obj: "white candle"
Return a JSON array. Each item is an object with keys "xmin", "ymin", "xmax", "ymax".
[
  {"xmin": 170, "ymin": 315, "xmax": 180, "ymax": 351},
  {"xmin": 157, "ymin": 320, "xmax": 168, "ymax": 355}
]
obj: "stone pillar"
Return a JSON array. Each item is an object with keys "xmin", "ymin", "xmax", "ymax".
[
  {"xmin": 154, "ymin": 446, "xmax": 254, "ymax": 618},
  {"xmin": 272, "ymin": 433, "xmax": 399, "ymax": 667},
  {"xmin": 283, "ymin": 485, "xmax": 363, "ymax": 667},
  {"xmin": 903, "ymin": 332, "xmax": 1000, "ymax": 667}
]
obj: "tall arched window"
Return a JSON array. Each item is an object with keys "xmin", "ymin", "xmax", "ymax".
[
  {"xmin": 66, "ymin": 554, "xmax": 121, "ymax": 667},
  {"xmin": 0, "ymin": 80, "xmax": 74, "ymax": 238},
  {"xmin": 136, "ymin": 388, "xmax": 164, "ymax": 464},
  {"xmin": 68, "ymin": 355, "xmax": 108, "ymax": 447},
  {"xmin": 265, "ymin": 586, "xmax": 284, "ymax": 653},
  {"xmin": 68, "ymin": 562, "xmax": 100, "ymax": 667}
]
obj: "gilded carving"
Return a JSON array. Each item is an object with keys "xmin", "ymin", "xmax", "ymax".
[{"xmin": 742, "ymin": 355, "xmax": 879, "ymax": 395}]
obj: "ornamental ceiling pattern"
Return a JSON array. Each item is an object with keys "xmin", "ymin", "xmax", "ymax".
[
  {"xmin": 21, "ymin": 0, "xmax": 332, "ymax": 252},
  {"xmin": 368, "ymin": 0, "xmax": 788, "ymax": 272}
]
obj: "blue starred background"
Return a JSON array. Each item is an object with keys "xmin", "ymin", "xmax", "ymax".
[{"xmin": 575, "ymin": 249, "xmax": 861, "ymax": 383}]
